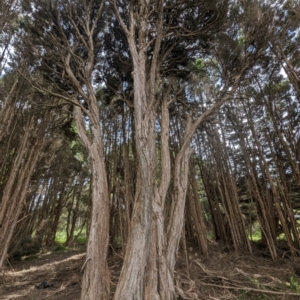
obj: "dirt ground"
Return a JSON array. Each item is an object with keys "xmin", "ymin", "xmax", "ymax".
[{"xmin": 1, "ymin": 242, "xmax": 300, "ymax": 300}]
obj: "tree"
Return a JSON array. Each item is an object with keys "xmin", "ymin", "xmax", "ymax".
[
  {"xmin": 0, "ymin": 89, "xmax": 65, "ymax": 268},
  {"xmin": 20, "ymin": 1, "xmax": 110, "ymax": 298},
  {"xmin": 109, "ymin": 0, "xmax": 272, "ymax": 298},
  {"xmin": 0, "ymin": 0, "xmax": 21, "ymax": 141},
  {"xmin": 108, "ymin": 0, "xmax": 228, "ymax": 298}
]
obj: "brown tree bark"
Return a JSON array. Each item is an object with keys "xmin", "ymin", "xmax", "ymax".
[
  {"xmin": 212, "ymin": 127, "xmax": 251, "ymax": 253},
  {"xmin": 0, "ymin": 76, "xmax": 21, "ymax": 143},
  {"xmin": 20, "ymin": 1, "xmax": 111, "ymax": 296},
  {"xmin": 111, "ymin": 0, "xmax": 254, "ymax": 297},
  {"xmin": 227, "ymin": 101, "xmax": 278, "ymax": 259},
  {"xmin": 74, "ymin": 104, "xmax": 111, "ymax": 300},
  {"xmin": 113, "ymin": 53, "xmax": 156, "ymax": 300},
  {"xmin": 113, "ymin": 1, "xmax": 161, "ymax": 298},
  {"xmin": 0, "ymin": 117, "xmax": 46, "ymax": 269},
  {"xmin": 144, "ymin": 99, "xmax": 174, "ymax": 300},
  {"xmin": 187, "ymin": 162, "xmax": 209, "ymax": 256}
]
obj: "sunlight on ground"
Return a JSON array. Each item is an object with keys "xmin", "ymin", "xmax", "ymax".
[{"xmin": 7, "ymin": 253, "xmax": 85, "ymax": 276}]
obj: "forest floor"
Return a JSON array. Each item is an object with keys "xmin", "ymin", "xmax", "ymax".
[{"xmin": 1, "ymin": 241, "xmax": 300, "ymax": 300}]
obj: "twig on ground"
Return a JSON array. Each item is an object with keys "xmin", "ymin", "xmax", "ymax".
[
  {"xmin": 44, "ymin": 284, "xmax": 67, "ymax": 298},
  {"xmin": 109, "ymin": 244, "xmax": 124, "ymax": 260},
  {"xmin": 6, "ymin": 259, "xmax": 15, "ymax": 272},
  {"xmin": 200, "ymin": 282, "xmax": 300, "ymax": 297}
]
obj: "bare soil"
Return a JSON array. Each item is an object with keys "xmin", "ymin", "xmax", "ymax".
[{"xmin": 1, "ymin": 242, "xmax": 300, "ymax": 300}]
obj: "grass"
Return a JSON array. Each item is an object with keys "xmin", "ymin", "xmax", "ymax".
[
  {"xmin": 248, "ymin": 222, "xmax": 262, "ymax": 241},
  {"xmin": 289, "ymin": 276, "xmax": 300, "ymax": 292},
  {"xmin": 55, "ymin": 228, "xmax": 87, "ymax": 246},
  {"xmin": 238, "ymin": 293, "xmax": 269, "ymax": 300},
  {"xmin": 249, "ymin": 230, "xmax": 262, "ymax": 242},
  {"xmin": 238, "ymin": 293, "xmax": 270, "ymax": 300},
  {"xmin": 55, "ymin": 231, "xmax": 67, "ymax": 244}
]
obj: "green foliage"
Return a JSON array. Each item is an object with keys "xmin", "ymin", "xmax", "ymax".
[
  {"xmin": 248, "ymin": 222, "xmax": 261, "ymax": 241},
  {"xmin": 113, "ymin": 236, "xmax": 122, "ymax": 249},
  {"xmin": 238, "ymin": 291, "xmax": 269, "ymax": 300},
  {"xmin": 289, "ymin": 276, "xmax": 300, "ymax": 292},
  {"xmin": 194, "ymin": 58, "xmax": 204, "ymax": 70},
  {"xmin": 55, "ymin": 228, "xmax": 87, "ymax": 245},
  {"xmin": 250, "ymin": 232, "xmax": 261, "ymax": 242},
  {"xmin": 55, "ymin": 231, "xmax": 67, "ymax": 244},
  {"xmin": 268, "ymin": 79, "xmax": 290, "ymax": 94},
  {"xmin": 75, "ymin": 230, "xmax": 87, "ymax": 245},
  {"xmin": 238, "ymin": 35, "xmax": 245, "ymax": 45},
  {"xmin": 70, "ymin": 134, "xmax": 89, "ymax": 165},
  {"xmin": 250, "ymin": 277, "xmax": 261, "ymax": 288}
]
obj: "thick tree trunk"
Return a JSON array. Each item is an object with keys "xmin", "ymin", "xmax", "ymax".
[
  {"xmin": 111, "ymin": 3, "xmax": 164, "ymax": 293},
  {"xmin": 80, "ymin": 151, "xmax": 110, "ymax": 299},
  {"xmin": 114, "ymin": 56, "xmax": 156, "ymax": 299},
  {"xmin": 74, "ymin": 107, "xmax": 110, "ymax": 300}
]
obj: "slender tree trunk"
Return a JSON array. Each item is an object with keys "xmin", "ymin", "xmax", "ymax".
[
  {"xmin": 214, "ymin": 125, "xmax": 252, "ymax": 252},
  {"xmin": 122, "ymin": 110, "xmax": 134, "ymax": 248},
  {"xmin": 0, "ymin": 119, "xmax": 44, "ymax": 269},
  {"xmin": 0, "ymin": 75, "xmax": 21, "ymax": 143},
  {"xmin": 187, "ymin": 162, "xmax": 208, "ymax": 256},
  {"xmin": 233, "ymin": 106, "xmax": 278, "ymax": 259},
  {"xmin": 144, "ymin": 189, "xmax": 174, "ymax": 300},
  {"xmin": 67, "ymin": 187, "xmax": 81, "ymax": 246},
  {"xmin": 50, "ymin": 184, "xmax": 66, "ymax": 245},
  {"xmin": 65, "ymin": 190, "xmax": 76, "ymax": 245},
  {"xmin": 81, "ymin": 147, "xmax": 110, "ymax": 299},
  {"xmin": 144, "ymin": 100, "xmax": 175, "ymax": 300},
  {"xmin": 167, "ymin": 143, "xmax": 193, "ymax": 276}
]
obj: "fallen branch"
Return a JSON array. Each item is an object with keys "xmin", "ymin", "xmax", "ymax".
[
  {"xmin": 80, "ymin": 257, "xmax": 91, "ymax": 273},
  {"xmin": 200, "ymin": 282, "xmax": 300, "ymax": 297}
]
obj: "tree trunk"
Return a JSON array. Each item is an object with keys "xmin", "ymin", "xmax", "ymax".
[
  {"xmin": 75, "ymin": 107, "xmax": 111, "ymax": 300},
  {"xmin": 144, "ymin": 100, "xmax": 175, "ymax": 300},
  {"xmin": 167, "ymin": 143, "xmax": 194, "ymax": 277},
  {"xmin": 0, "ymin": 75, "xmax": 20, "ymax": 143},
  {"xmin": 0, "ymin": 119, "xmax": 44, "ymax": 269},
  {"xmin": 114, "ymin": 56, "xmax": 156, "ymax": 300},
  {"xmin": 187, "ymin": 163, "xmax": 209, "ymax": 256}
]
